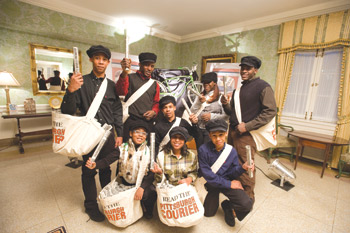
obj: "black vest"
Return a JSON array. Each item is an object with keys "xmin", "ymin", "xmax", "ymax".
[
  {"xmin": 229, "ymin": 78, "xmax": 270, "ymax": 127},
  {"xmin": 125, "ymin": 73, "xmax": 157, "ymax": 119}
]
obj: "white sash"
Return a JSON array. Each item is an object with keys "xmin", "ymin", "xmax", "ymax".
[
  {"xmin": 122, "ymin": 78, "xmax": 155, "ymax": 123},
  {"xmin": 211, "ymin": 144, "xmax": 232, "ymax": 174},
  {"xmin": 159, "ymin": 117, "xmax": 181, "ymax": 151},
  {"xmin": 233, "ymin": 87, "xmax": 277, "ymax": 151}
]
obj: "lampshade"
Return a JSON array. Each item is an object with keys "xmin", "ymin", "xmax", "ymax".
[{"xmin": 0, "ymin": 71, "xmax": 20, "ymax": 87}]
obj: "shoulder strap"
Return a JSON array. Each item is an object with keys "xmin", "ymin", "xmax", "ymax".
[
  {"xmin": 233, "ymin": 87, "xmax": 242, "ymax": 123},
  {"xmin": 211, "ymin": 144, "xmax": 232, "ymax": 174},
  {"xmin": 159, "ymin": 117, "xmax": 181, "ymax": 150},
  {"xmin": 86, "ymin": 77, "xmax": 108, "ymax": 120},
  {"xmin": 124, "ymin": 78, "xmax": 155, "ymax": 107}
]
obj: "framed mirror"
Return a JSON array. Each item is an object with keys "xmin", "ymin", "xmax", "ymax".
[
  {"xmin": 201, "ymin": 54, "xmax": 236, "ymax": 75},
  {"xmin": 29, "ymin": 43, "xmax": 82, "ymax": 96}
]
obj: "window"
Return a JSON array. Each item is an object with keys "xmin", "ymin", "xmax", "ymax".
[{"xmin": 283, "ymin": 49, "xmax": 342, "ymax": 124}]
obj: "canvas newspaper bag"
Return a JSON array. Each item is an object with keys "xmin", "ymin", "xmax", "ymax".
[
  {"xmin": 52, "ymin": 78, "xmax": 109, "ymax": 157},
  {"xmin": 122, "ymin": 78, "xmax": 155, "ymax": 123},
  {"xmin": 99, "ymin": 143, "xmax": 150, "ymax": 227},
  {"xmin": 233, "ymin": 87, "xmax": 277, "ymax": 151},
  {"xmin": 156, "ymin": 151, "xmax": 204, "ymax": 227}
]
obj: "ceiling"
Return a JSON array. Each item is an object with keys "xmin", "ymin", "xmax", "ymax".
[{"xmin": 21, "ymin": 0, "xmax": 350, "ymax": 43}]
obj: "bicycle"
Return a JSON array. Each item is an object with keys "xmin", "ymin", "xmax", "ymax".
[{"xmin": 152, "ymin": 64, "xmax": 203, "ymax": 105}]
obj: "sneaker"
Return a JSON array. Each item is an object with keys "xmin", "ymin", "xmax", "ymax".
[
  {"xmin": 85, "ymin": 208, "xmax": 105, "ymax": 222},
  {"xmin": 221, "ymin": 200, "xmax": 235, "ymax": 227}
]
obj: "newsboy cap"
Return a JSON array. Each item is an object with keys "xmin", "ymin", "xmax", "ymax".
[
  {"xmin": 86, "ymin": 45, "xmax": 111, "ymax": 60},
  {"xmin": 169, "ymin": 126, "xmax": 190, "ymax": 142},
  {"xmin": 159, "ymin": 95, "xmax": 176, "ymax": 109},
  {"xmin": 129, "ymin": 121, "xmax": 149, "ymax": 133},
  {"xmin": 239, "ymin": 56, "xmax": 262, "ymax": 69},
  {"xmin": 201, "ymin": 72, "xmax": 217, "ymax": 84},
  {"xmin": 205, "ymin": 119, "xmax": 228, "ymax": 132},
  {"xmin": 139, "ymin": 52, "xmax": 157, "ymax": 63}
]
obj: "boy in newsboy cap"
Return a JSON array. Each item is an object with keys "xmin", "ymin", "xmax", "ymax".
[
  {"xmin": 116, "ymin": 52, "xmax": 160, "ymax": 142},
  {"xmin": 61, "ymin": 44, "xmax": 123, "ymax": 222},
  {"xmin": 198, "ymin": 118, "xmax": 254, "ymax": 227}
]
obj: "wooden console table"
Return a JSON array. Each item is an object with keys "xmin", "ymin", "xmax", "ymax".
[
  {"xmin": 288, "ymin": 131, "xmax": 349, "ymax": 178},
  {"xmin": 2, "ymin": 112, "xmax": 52, "ymax": 153}
]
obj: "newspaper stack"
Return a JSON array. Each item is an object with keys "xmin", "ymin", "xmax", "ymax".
[{"xmin": 100, "ymin": 181, "xmax": 135, "ymax": 199}]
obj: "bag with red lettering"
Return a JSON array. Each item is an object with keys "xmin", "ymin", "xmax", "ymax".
[
  {"xmin": 156, "ymin": 182, "xmax": 204, "ymax": 227},
  {"xmin": 52, "ymin": 78, "xmax": 108, "ymax": 157},
  {"xmin": 99, "ymin": 178, "xmax": 143, "ymax": 228}
]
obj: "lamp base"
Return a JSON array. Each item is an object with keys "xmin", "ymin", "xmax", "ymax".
[{"xmin": 271, "ymin": 179, "xmax": 295, "ymax": 191}]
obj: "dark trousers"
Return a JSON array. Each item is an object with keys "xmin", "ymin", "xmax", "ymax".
[
  {"xmin": 203, "ymin": 183, "xmax": 252, "ymax": 221},
  {"xmin": 121, "ymin": 177, "xmax": 157, "ymax": 214},
  {"xmin": 227, "ymin": 128, "xmax": 257, "ymax": 200},
  {"xmin": 122, "ymin": 116, "xmax": 154, "ymax": 143},
  {"xmin": 81, "ymin": 132, "xmax": 115, "ymax": 210}
]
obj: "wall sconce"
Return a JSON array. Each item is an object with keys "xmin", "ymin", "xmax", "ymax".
[
  {"xmin": 0, "ymin": 71, "xmax": 20, "ymax": 113},
  {"xmin": 269, "ymin": 159, "xmax": 296, "ymax": 191}
]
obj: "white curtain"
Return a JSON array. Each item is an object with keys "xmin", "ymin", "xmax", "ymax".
[
  {"xmin": 312, "ymin": 49, "xmax": 342, "ymax": 122},
  {"xmin": 283, "ymin": 52, "xmax": 314, "ymax": 118}
]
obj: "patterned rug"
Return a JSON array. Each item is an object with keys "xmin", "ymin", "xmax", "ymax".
[{"xmin": 47, "ymin": 226, "xmax": 67, "ymax": 233}]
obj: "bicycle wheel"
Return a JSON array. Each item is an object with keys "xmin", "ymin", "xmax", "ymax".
[
  {"xmin": 155, "ymin": 80, "xmax": 169, "ymax": 98},
  {"xmin": 187, "ymin": 81, "xmax": 203, "ymax": 105}
]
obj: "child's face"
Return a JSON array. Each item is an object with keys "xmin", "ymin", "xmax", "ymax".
[
  {"xmin": 209, "ymin": 131, "xmax": 227, "ymax": 149},
  {"xmin": 161, "ymin": 102, "xmax": 176, "ymax": 120},
  {"xmin": 130, "ymin": 127, "xmax": 147, "ymax": 145},
  {"xmin": 170, "ymin": 134, "xmax": 185, "ymax": 151}
]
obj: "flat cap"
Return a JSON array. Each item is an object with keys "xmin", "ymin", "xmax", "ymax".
[
  {"xmin": 86, "ymin": 45, "xmax": 111, "ymax": 60},
  {"xmin": 139, "ymin": 52, "xmax": 157, "ymax": 63},
  {"xmin": 201, "ymin": 72, "xmax": 217, "ymax": 84},
  {"xmin": 159, "ymin": 95, "xmax": 176, "ymax": 109},
  {"xmin": 169, "ymin": 126, "xmax": 190, "ymax": 142},
  {"xmin": 129, "ymin": 121, "xmax": 149, "ymax": 133},
  {"xmin": 239, "ymin": 56, "xmax": 261, "ymax": 69},
  {"xmin": 206, "ymin": 119, "xmax": 228, "ymax": 132}
]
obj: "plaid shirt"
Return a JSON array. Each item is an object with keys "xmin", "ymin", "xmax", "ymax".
[{"xmin": 155, "ymin": 150, "xmax": 198, "ymax": 185}]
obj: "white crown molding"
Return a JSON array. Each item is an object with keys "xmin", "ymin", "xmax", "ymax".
[
  {"xmin": 181, "ymin": 0, "xmax": 350, "ymax": 43},
  {"xmin": 20, "ymin": 0, "xmax": 350, "ymax": 44}
]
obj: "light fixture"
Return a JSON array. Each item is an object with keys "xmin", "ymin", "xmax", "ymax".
[
  {"xmin": 269, "ymin": 159, "xmax": 296, "ymax": 191},
  {"xmin": 0, "ymin": 71, "xmax": 20, "ymax": 113}
]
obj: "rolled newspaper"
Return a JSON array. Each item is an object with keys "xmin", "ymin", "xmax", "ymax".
[
  {"xmin": 150, "ymin": 132, "xmax": 155, "ymax": 168},
  {"xmin": 91, "ymin": 124, "xmax": 113, "ymax": 162},
  {"xmin": 181, "ymin": 98, "xmax": 192, "ymax": 115},
  {"xmin": 187, "ymin": 86, "xmax": 202, "ymax": 98},
  {"xmin": 125, "ymin": 28, "xmax": 130, "ymax": 71},
  {"xmin": 223, "ymin": 76, "xmax": 227, "ymax": 96},
  {"xmin": 245, "ymin": 145, "xmax": 253, "ymax": 178},
  {"xmin": 73, "ymin": 47, "xmax": 80, "ymax": 73}
]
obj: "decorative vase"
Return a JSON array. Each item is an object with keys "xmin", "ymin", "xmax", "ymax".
[{"xmin": 24, "ymin": 98, "xmax": 36, "ymax": 113}]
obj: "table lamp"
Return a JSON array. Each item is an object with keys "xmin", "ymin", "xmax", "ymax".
[{"xmin": 0, "ymin": 71, "xmax": 20, "ymax": 113}]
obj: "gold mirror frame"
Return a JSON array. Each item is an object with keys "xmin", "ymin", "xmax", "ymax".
[
  {"xmin": 201, "ymin": 54, "xmax": 237, "ymax": 75},
  {"xmin": 29, "ymin": 43, "xmax": 82, "ymax": 96}
]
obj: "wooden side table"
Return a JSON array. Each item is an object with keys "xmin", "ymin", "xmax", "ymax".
[
  {"xmin": 2, "ymin": 112, "xmax": 52, "ymax": 153},
  {"xmin": 288, "ymin": 131, "xmax": 349, "ymax": 178}
]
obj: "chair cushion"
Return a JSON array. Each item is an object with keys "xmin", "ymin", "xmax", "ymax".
[{"xmin": 340, "ymin": 152, "xmax": 350, "ymax": 163}]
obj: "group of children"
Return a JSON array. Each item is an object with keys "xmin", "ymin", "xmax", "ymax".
[{"xmin": 88, "ymin": 94, "xmax": 254, "ymax": 227}]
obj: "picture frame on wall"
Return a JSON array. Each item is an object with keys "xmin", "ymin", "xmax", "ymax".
[{"xmin": 201, "ymin": 54, "xmax": 236, "ymax": 75}]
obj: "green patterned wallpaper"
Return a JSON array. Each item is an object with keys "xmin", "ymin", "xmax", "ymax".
[
  {"xmin": 180, "ymin": 26, "xmax": 280, "ymax": 88},
  {"xmin": 0, "ymin": 0, "xmax": 279, "ymax": 106}
]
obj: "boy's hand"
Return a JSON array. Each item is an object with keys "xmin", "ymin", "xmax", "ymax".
[
  {"xmin": 231, "ymin": 180, "xmax": 243, "ymax": 190},
  {"xmin": 134, "ymin": 187, "xmax": 144, "ymax": 200},
  {"xmin": 221, "ymin": 94, "xmax": 228, "ymax": 105},
  {"xmin": 143, "ymin": 110, "xmax": 156, "ymax": 121},
  {"xmin": 242, "ymin": 160, "xmax": 255, "ymax": 172},
  {"xmin": 150, "ymin": 162, "xmax": 162, "ymax": 174},
  {"xmin": 67, "ymin": 72, "xmax": 83, "ymax": 93},
  {"xmin": 85, "ymin": 157, "xmax": 96, "ymax": 170},
  {"xmin": 201, "ymin": 113, "xmax": 211, "ymax": 122},
  {"xmin": 189, "ymin": 113, "xmax": 198, "ymax": 124},
  {"xmin": 115, "ymin": 137, "xmax": 123, "ymax": 147},
  {"xmin": 178, "ymin": 177, "xmax": 192, "ymax": 186}
]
